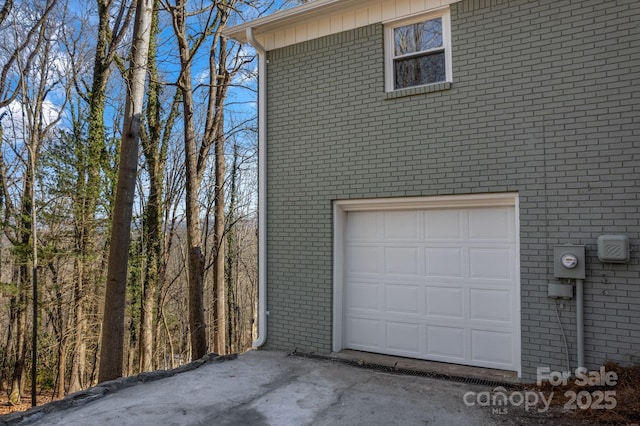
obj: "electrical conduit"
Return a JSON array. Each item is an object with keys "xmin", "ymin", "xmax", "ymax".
[{"xmin": 576, "ymin": 278, "xmax": 584, "ymax": 370}]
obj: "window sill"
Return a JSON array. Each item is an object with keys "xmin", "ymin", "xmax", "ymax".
[{"xmin": 384, "ymin": 82, "xmax": 452, "ymax": 100}]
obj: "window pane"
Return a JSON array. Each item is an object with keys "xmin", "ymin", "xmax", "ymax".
[
  {"xmin": 394, "ymin": 52, "xmax": 446, "ymax": 89},
  {"xmin": 394, "ymin": 17, "xmax": 443, "ymax": 56}
]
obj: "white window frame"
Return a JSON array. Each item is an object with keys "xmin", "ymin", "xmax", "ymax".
[{"xmin": 384, "ymin": 8, "xmax": 453, "ymax": 93}]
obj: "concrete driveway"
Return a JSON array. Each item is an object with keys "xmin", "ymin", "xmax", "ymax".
[{"xmin": 3, "ymin": 350, "xmax": 567, "ymax": 426}]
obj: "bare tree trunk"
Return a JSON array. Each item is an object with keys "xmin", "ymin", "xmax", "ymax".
[
  {"xmin": 68, "ymin": 0, "xmax": 109, "ymax": 389},
  {"xmin": 166, "ymin": 0, "xmax": 253, "ymax": 359},
  {"xmin": 70, "ymin": 0, "xmax": 134, "ymax": 391},
  {"xmin": 67, "ymin": 259, "xmax": 85, "ymax": 392},
  {"xmin": 98, "ymin": 0, "xmax": 153, "ymax": 383},
  {"xmin": 49, "ymin": 263, "xmax": 68, "ymax": 400},
  {"xmin": 213, "ymin": 131, "xmax": 226, "ymax": 354},
  {"xmin": 138, "ymin": 0, "xmax": 161, "ymax": 375},
  {"xmin": 209, "ymin": 31, "xmax": 232, "ymax": 355},
  {"xmin": 171, "ymin": 0, "xmax": 207, "ymax": 360},
  {"xmin": 138, "ymin": 0, "xmax": 180, "ymax": 372},
  {"xmin": 54, "ymin": 340, "xmax": 67, "ymax": 399},
  {"xmin": 139, "ymin": 258, "xmax": 156, "ymax": 372},
  {"xmin": 226, "ymin": 144, "xmax": 238, "ymax": 352},
  {"xmin": 184, "ymin": 87, "xmax": 207, "ymax": 359},
  {"xmin": 9, "ymin": 167, "xmax": 36, "ymax": 405},
  {"xmin": 1, "ymin": 293, "xmax": 15, "ymax": 393},
  {"xmin": 8, "ymin": 289, "xmax": 25, "ymax": 405},
  {"xmin": 161, "ymin": 305, "xmax": 175, "ymax": 368}
]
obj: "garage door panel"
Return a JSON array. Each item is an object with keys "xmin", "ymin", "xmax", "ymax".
[
  {"xmin": 386, "ymin": 321, "xmax": 421, "ymax": 353},
  {"xmin": 384, "ymin": 211, "xmax": 419, "ymax": 240},
  {"xmin": 425, "ymin": 247, "xmax": 463, "ymax": 277},
  {"xmin": 468, "ymin": 248, "xmax": 513, "ymax": 280},
  {"xmin": 426, "ymin": 326, "xmax": 465, "ymax": 359},
  {"xmin": 347, "ymin": 281, "xmax": 380, "ymax": 311},
  {"xmin": 469, "ymin": 289, "xmax": 512, "ymax": 322},
  {"xmin": 468, "ymin": 208, "xmax": 514, "ymax": 241},
  {"xmin": 425, "ymin": 210, "xmax": 463, "ymax": 240},
  {"xmin": 346, "ymin": 317, "xmax": 382, "ymax": 348},
  {"xmin": 385, "ymin": 283, "xmax": 420, "ymax": 315},
  {"xmin": 384, "ymin": 246, "xmax": 420, "ymax": 275},
  {"xmin": 471, "ymin": 329, "xmax": 513, "ymax": 365},
  {"xmin": 425, "ymin": 286, "xmax": 464, "ymax": 319},
  {"xmin": 343, "ymin": 203, "xmax": 519, "ymax": 372},
  {"xmin": 347, "ymin": 245, "xmax": 380, "ymax": 274},
  {"xmin": 347, "ymin": 212, "xmax": 382, "ymax": 240}
]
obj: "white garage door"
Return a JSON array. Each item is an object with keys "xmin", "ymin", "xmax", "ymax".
[{"xmin": 343, "ymin": 204, "xmax": 519, "ymax": 371}]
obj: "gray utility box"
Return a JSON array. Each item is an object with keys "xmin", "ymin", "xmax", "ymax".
[
  {"xmin": 597, "ymin": 235, "xmax": 630, "ymax": 263},
  {"xmin": 554, "ymin": 245, "xmax": 586, "ymax": 280},
  {"xmin": 548, "ymin": 283, "xmax": 573, "ymax": 299}
]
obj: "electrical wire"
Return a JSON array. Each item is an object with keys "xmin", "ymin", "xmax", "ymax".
[{"xmin": 554, "ymin": 299, "xmax": 571, "ymax": 373}]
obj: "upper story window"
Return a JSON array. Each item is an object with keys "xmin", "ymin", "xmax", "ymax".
[{"xmin": 385, "ymin": 9, "xmax": 452, "ymax": 92}]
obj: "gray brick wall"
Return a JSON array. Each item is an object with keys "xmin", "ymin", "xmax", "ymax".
[{"xmin": 264, "ymin": 0, "xmax": 640, "ymax": 379}]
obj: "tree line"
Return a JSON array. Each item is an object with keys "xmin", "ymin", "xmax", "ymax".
[{"xmin": 0, "ymin": 0, "xmax": 271, "ymax": 405}]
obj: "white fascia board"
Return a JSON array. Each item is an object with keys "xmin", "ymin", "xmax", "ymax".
[{"xmin": 224, "ymin": 0, "xmax": 370, "ymax": 43}]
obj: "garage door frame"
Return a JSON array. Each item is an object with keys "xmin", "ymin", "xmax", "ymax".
[{"xmin": 332, "ymin": 193, "xmax": 521, "ymax": 376}]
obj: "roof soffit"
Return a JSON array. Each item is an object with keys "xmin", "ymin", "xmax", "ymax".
[{"xmin": 225, "ymin": 0, "xmax": 459, "ymax": 50}]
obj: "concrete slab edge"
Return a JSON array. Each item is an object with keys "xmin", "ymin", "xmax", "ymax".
[{"xmin": 0, "ymin": 353, "xmax": 238, "ymax": 426}]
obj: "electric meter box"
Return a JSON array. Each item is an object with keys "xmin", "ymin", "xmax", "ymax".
[
  {"xmin": 597, "ymin": 235, "xmax": 630, "ymax": 263},
  {"xmin": 548, "ymin": 283, "xmax": 573, "ymax": 299},
  {"xmin": 554, "ymin": 245, "xmax": 586, "ymax": 279}
]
